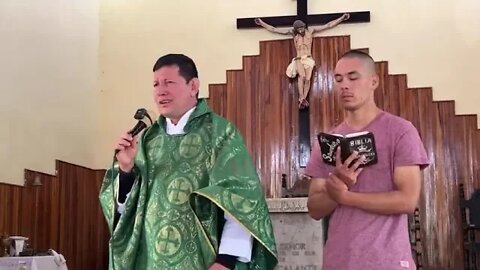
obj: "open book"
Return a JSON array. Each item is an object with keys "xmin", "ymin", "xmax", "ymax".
[{"xmin": 317, "ymin": 131, "xmax": 378, "ymax": 167}]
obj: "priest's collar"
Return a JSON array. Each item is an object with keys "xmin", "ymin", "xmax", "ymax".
[
  {"xmin": 165, "ymin": 106, "xmax": 195, "ymax": 135},
  {"xmin": 159, "ymin": 99, "xmax": 211, "ymax": 134}
]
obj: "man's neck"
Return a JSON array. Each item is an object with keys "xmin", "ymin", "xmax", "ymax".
[
  {"xmin": 344, "ymin": 103, "xmax": 381, "ymax": 130},
  {"xmin": 169, "ymin": 102, "xmax": 197, "ymax": 125}
]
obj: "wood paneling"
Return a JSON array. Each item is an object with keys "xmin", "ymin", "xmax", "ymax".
[
  {"xmin": 0, "ymin": 171, "xmax": 58, "ymax": 253},
  {"xmin": 57, "ymin": 160, "xmax": 109, "ymax": 270},
  {"xmin": 207, "ymin": 35, "xmax": 480, "ymax": 269},
  {"xmin": 209, "ymin": 39, "xmax": 300, "ymax": 198},
  {"xmin": 0, "ymin": 162, "xmax": 108, "ymax": 270}
]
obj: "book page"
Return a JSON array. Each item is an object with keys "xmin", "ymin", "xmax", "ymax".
[{"xmin": 345, "ymin": 131, "xmax": 370, "ymax": 138}]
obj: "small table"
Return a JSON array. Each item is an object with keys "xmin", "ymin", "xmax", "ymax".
[{"xmin": 0, "ymin": 256, "xmax": 68, "ymax": 270}]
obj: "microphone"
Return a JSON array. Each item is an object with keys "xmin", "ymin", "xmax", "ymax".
[
  {"xmin": 114, "ymin": 108, "xmax": 155, "ymax": 156},
  {"xmin": 129, "ymin": 108, "xmax": 154, "ymax": 136}
]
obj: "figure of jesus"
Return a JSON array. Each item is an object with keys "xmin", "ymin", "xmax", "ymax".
[{"xmin": 255, "ymin": 13, "xmax": 350, "ymax": 109}]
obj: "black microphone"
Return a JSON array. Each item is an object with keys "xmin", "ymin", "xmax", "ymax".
[
  {"xmin": 114, "ymin": 108, "xmax": 155, "ymax": 156},
  {"xmin": 129, "ymin": 108, "xmax": 154, "ymax": 136}
]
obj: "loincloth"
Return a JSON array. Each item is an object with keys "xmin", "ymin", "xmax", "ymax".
[{"xmin": 286, "ymin": 55, "xmax": 315, "ymax": 78}]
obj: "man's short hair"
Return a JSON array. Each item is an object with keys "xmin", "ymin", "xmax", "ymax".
[
  {"xmin": 153, "ymin": 54, "xmax": 198, "ymax": 83},
  {"xmin": 340, "ymin": 50, "xmax": 375, "ymax": 62},
  {"xmin": 339, "ymin": 50, "xmax": 376, "ymax": 74}
]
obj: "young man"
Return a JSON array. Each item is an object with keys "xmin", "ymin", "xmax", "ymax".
[
  {"xmin": 305, "ymin": 50, "xmax": 429, "ymax": 269},
  {"xmin": 99, "ymin": 54, "xmax": 277, "ymax": 270}
]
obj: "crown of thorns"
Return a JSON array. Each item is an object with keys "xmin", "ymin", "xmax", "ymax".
[{"xmin": 293, "ymin": 20, "xmax": 306, "ymax": 28}]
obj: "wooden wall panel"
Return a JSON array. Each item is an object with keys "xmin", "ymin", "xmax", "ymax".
[
  {"xmin": 209, "ymin": 39, "xmax": 300, "ymax": 197},
  {"xmin": 309, "ymin": 36, "xmax": 350, "ymax": 141},
  {"xmin": 0, "ymin": 183, "xmax": 22, "ymax": 238},
  {"xmin": 0, "ymin": 162, "xmax": 108, "ymax": 270},
  {"xmin": 0, "ymin": 171, "xmax": 58, "ymax": 254},
  {"xmin": 57, "ymin": 160, "xmax": 108, "ymax": 270},
  {"xmin": 23, "ymin": 170, "xmax": 60, "ymax": 252},
  {"xmin": 207, "ymin": 35, "xmax": 480, "ymax": 269},
  {"xmin": 208, "ymin": 84, "xmax": 227, "ymax": 117}
]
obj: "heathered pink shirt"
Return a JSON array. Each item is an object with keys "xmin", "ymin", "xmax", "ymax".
[{"xmin": 305, "ymin": 111, "xmax": 429, "ymax": 270}]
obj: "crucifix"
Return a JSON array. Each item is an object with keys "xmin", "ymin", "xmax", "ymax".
[
  {"xmin": 237, "ymin": 1, "xmax": 370, "ymax": 29},
  {"xmin": 237, "ymin": 0, "xmax": 370, "ymax": 168}
]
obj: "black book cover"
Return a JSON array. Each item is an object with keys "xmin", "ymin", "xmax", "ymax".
[{"xmin": 317, "ymin": 131, "xmax": 378, "ymax": 167}]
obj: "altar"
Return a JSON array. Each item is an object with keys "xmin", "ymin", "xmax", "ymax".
[
  {"xmin": 267, "ymin": 197, "xmax": 324, "ymax": 269},
  {"xmin": 0, "ymin": 256, "xmax": 67, "ymax": 270}
]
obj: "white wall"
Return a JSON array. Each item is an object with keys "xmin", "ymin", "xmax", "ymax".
[
  {"xmin": 0, "ymin": 0, "xmax": 99, "ymax": 185},
  {"xmin": 96, "ymin": 0, "xmax": 480, "ymax": 168},
  {"xmin": 2, "ymin": 0, "xmax": 479, "ymax": 184}
]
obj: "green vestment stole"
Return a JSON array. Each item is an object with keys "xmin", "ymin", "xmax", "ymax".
[{"xmin": 99, "ymin": 100, "xmax": 278, "ymax": 269}]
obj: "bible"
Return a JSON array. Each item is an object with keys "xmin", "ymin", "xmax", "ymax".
[{"xmin": 317, "ymin": 131, "xmax": 378, "ymax": 167}]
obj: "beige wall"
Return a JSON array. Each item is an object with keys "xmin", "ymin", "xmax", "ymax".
[
  {"xmin": 97, "ymin": 0, "xmax": 480, "ymax": 168},
  {"xmin": 2, "ymin": 0, "xmax": 479, "ymax": 184},
  {"xmin": 0, "ymin": 0, "xmax": 99, "ymax": 185}
]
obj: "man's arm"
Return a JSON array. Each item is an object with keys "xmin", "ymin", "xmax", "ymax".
[
  {"xmin": 113, "ymin": 168, "xmax": 138, "ymax": 229},
  {"xmin": 220, "ymin": 214, "xmax": 253, "ymax": 261},
  {"xmin": 117, "ymin": 169, "xmax": 136, "ymax": 205},
  {"xmin": 307, "ymin": 178, "xmax": 338, "ymax": 220},
  {"xmin": 310, "ymin": 13, "xmax": 350, "ymax": 33},
  {"xmin": 210, "ymin": 213, "xmax": 253, "ymax": 270},
  {"xmin": 335, "ymin": 165, "xmax": 422, "ymax": 215},
  {"xmin": 255, "ymin": 18, "xmax": 292, "ymax": 35}
]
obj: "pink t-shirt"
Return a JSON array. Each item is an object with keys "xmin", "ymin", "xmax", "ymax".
[{"xmin": 305, "ymin": 111, "xmax": 429, "ymax": 270}]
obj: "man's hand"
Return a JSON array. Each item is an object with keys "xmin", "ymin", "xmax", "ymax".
[
  {"xmin": 342, "ymin": 13, "xmax": 350, "ymax": 21},
  {"xmin": 307, "ymin": 177, "xmax": 338, "ymax": 220},
  {"xmin": 209, "ymin": 263, "xmax": 229, "ymax": 270},
  {"xmin": 115, "ymin": 132, "xmax": 138, "ymax": 172},
  {"xmin": 326, "ymin": 173, "xmax": 349, "ymax": 203},
  {"xmin": 333, "ymin": 147, "xmax": 365, "ymax": 188}
]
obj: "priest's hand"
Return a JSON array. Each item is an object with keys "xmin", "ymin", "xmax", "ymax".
[
  {"xmin": 115, "ymin": 132, "xmax": 138, "ymax": 173},
  {"xmin": 209, "ymin": 263, "xmax": 229, "ymax": 270},
  {"xmin": 333, "ymin": 147, "xmax": 365, "ymax": 188}
]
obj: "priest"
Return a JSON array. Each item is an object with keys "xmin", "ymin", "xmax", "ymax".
[{"xmin": 99, "ymin": 53, "xmax": 277, "ymax": 270}]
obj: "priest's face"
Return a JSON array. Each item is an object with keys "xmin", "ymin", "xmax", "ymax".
[
  {"xmin": 333, "ymin": 57, "xmax": 378, "ymax": 111},
  {"xmin": 153, "ymin": 65, "xmax": 199, "ymax": 123}
]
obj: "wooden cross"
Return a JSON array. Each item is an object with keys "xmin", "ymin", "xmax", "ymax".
[
  {"xmin": 237, "ymin": 1, "xmax": 370, "ymax": 169},
  {"xmin": 237, "ymin": 0, "xmax": 370, "ymax": 29}
]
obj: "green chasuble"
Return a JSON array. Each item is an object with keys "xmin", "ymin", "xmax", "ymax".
[{"xmin": 99, "ymin": 99, "xmax": 277, "ymax": 270}]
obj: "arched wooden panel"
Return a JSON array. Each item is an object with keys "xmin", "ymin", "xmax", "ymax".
[{"xmin": 207, "ymin": 35, "xmax": 480, "ymax": 269}]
